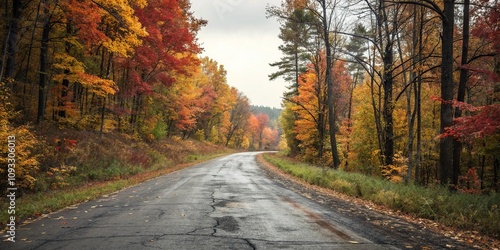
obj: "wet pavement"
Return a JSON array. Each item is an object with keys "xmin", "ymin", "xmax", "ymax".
[{"xmin": 1, "ymin": 152, "xmax": 467, "ymax": 249}]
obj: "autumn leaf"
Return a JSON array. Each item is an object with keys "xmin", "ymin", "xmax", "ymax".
[{"xmin": 77, "ymin": 72, "xmax": 118, "ymax": 97}]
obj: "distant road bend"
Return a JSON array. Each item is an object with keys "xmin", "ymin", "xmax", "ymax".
[{"xmin": 3, "ymin": 152, "xmax": 469, "ymax": 249}]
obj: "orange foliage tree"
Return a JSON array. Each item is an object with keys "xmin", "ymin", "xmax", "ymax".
[{"xmin": 292, "ymin": 60, "xmax": 351, "ymax": 164}]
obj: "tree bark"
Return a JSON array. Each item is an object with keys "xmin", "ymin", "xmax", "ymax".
[
  {"xmin": 451, "ymin": 0, "xmax": 469, "ymax": 187},
  {"xmin": 405, "ymin": 5, "xmax": 419, "ymax": 183},
  {"xmin": 3, "ymin": 0, "xmax": 21, "ymax": 87},
  {"xmin": 320, "ymin": 0, "xmax": 341, "ymax": 168},
  {"xmin": 382, "ymin": 41, "xmax": 394, "ymax": 166},
  {"xmin": 58, "ymin": 22, "xmax": 72, "ymax": 119},
  {"xmin": 439, "ymin": 0, "xmax": 455, "ymax": 185},
  {"xmin": 37, "ymin": 4, "xmax": 51, "ymax": 124},
  {"xmin": 99, "ymin": 98, "xmax": 106, "ymax": 141}
]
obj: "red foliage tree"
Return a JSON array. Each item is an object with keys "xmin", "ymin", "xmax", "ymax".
[{"xmin": 443, "ymin": 2, "xmax": 500, "ymax": 143}]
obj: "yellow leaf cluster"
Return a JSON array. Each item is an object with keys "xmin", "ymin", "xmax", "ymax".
[
  {"xmin": 381, "ymin": 152, "xmax": 408, "ymax": 183},
  {"xmin": 52, "ymin": 53, "xmax": 85, "ymax": 74},
  {"xmin": 78, "ymin": 73, "xmax": 118, "ymax": 96},
  {"xmin": 0, "ymin": 125, "xmax": 40, "ymax": 190},
  {"xmin": 0, "ymin": 82, "xmax": 40, "ymax": 190},
  {"xmin": 47, "ymin": 165, "xmax": 77, "ymax": 189},
  {"xmin": 51, "ymin": 52, "xmax": 117, "ymax": 99},
  {"xmin": 96, "ymin": 0, "xmax": 148, "ymax": 57}
]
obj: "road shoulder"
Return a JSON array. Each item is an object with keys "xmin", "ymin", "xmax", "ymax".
[{"xmin": 256, "ymin": 153, "xmax": 496, "ymax": 250}]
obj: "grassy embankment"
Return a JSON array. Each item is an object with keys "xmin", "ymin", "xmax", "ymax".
[
  {"xmin": 262, "ymin": 153, "xmax": 500, "ymax": 239},
  {"xmin": 0, "ymin": 129, "xmax": 234, "ymax": 228}
]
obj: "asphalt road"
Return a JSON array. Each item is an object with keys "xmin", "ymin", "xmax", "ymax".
[{"xmin": 2, "ymin": 152, "xmax": 467, "ymax": 249}]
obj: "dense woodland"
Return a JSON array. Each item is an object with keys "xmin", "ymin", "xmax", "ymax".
[
  {"xmin": 0, "ymin": 0, "xmax": 499, "ymax": 196},
  {"xmin": 0, "ymin": 0, "xmax": 279, "ymax": 192},
  {"xmin": 268, "ymin": 0, "xmax": 499, "ymax": 191}
]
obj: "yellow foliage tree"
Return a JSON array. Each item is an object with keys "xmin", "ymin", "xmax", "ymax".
[{"xmin": 0, "ymin": 83, "xmax": 40, "ymax": 191}]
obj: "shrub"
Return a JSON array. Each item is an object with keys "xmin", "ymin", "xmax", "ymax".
[{"xmin": 0, "ymin": 84, "xmax": 41, "ymax": 192}]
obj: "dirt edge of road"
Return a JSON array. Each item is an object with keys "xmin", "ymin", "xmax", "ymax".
[{"xmin": 256, "ymin": 153, "xmax": 499, "ymax": 250}]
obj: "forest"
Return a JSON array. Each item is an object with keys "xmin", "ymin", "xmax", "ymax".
[
  {"xmin": 267, "ymin": 0, "xmax": 499, "ymax": 191},
  {"xmin": 0, "ymin": 0, "xmax": 499, "ymax": 203},
  {"xmin": 0, "ymin": 0, "xmax": 279, "ymax": 193}
]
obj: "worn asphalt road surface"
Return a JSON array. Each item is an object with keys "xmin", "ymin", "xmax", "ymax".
[{"xmin": 2, "ymin": 152, "xmax": 467, "ymax": 249}]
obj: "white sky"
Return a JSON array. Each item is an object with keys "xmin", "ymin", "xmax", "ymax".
[{"xmin": 190, "ymin": 0, "xmax": 287, "ymax": 109}]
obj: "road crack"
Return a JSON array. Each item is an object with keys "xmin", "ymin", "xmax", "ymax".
[{"xmin": 243, "ymin": 238, "xmax": 257, "ymax": 250}]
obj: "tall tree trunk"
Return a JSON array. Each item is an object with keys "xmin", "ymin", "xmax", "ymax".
[
  {"xmin": 320, "ymin": 0, "xmax": 340, "ymax": 168},
  {"xmin": 405, "ymin": 5, "xmax": 419, "ymax": 183},
  {"xmin": 130, "ymin": 96, "xmax": 136, "ymax": 125},
  {"xmin": 290, "ymin": 48, "xmax": 302, "ymax": 156},
  {"xmin": 98, "ymin": 98, "xmax": 106, "ymax": 141},
  {"xmin": 2, "ymin": 0, "xmax": 21, "ymax": 88},
  {"xmin": 439, "ymin": 0, "xmax": 455, "ymax": 185},
  {"xmin": 452, "ymin": 0, "xmax": 469, "ymax": 187},
  {"xmin": 58, "ymin": 22, "xmax": 72, "ymax": 119},
  {"xmin": 316, "ymin": 62, "xmax": 325, "ymax": 161},
  {"xmin": 368, "ymin": 38, "xmax": 384, "ymax": 165},
  {"xmin": 405, "ymin": 4, "xmax": 425, "ymax": 183},
  {"xmin": 37, "ymin": 4, "xmax": 51, "ymax": 124},
  {"xmin": 494, "ymin": 157, "xmax": 499, "ymax": 191},
  {"xmin": 382, "ymin": 41, "xmax": 394, "ymax": 166},
  {"xmin": 22, "ymin": 0, "xmax": 42, "ymax": 106},
  {"xmin": 345, "ymin": 68, "xmax": 358, "ymax": 168},
  {"xmin": 376, "ymin": 0, "xmax": 396, "ymax": 167},
  {"xmin": 414, "ymin": 5, "xmax": 424, "ymax": 185}
]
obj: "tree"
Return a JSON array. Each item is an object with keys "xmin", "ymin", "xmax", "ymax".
[
  {"xmin": 343, "ymin": 23, "xmax": 368, "ymax": 168},
  {"xmin": 442, "ymin": 0, "xmax": 500, "ymax": 190},
  {"xmin": 1, "ymin": 0, "xmax": 22, "ymax": 87},
  {"xmin": 293, "ymin": 68, "xmax": 328, "ymax": 163},
  {"xmin": 291, "ymin": 59, "xmax": 350, "ymax": 164},
  {"xmin": 268, "ymin": 7, "xmax": 317, "ymax": 97},
  {"xmin": 267, "ymin": 3, "xmax": 319, "ymax": 156},
  {"xmin": 226, "ymin": 92, "xmax": 251, "ymax": 147},
  {"xmin": 279, "ymin": 101, "xmax": 299, "ymax": 154},
  {"xmin": 394, "ymin": 0, "xmax": 457, "ymax": 186},
  {"xmin": 248, "ymin": 113, "xmax": 271, "ymax": 150},
  {"xmin": 117, "ymin": 0, "xmax": 204, "ymax": 128},
  {"xmin": 272, "ymin": 0, "xmax": 345, "ymax": 167},
  {"xmin": 318, "ymin": 0, "xmax": 342, "ymax": 169},
  {"xmin": 36, "ymin": 0, "xmax": 50, "ymax": 123},
  {"xmin": 439, "ymin": 0, "xmax": 456, "ymax": 186},
  {"xmin": 193, "ymin": 58, "xmax": 233, "ymax": 142},
  {"xmin": 452, "ymin": 0, "xmax": 471, "ymax": 187}
]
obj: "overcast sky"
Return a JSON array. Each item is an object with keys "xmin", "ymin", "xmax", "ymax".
[{"xmin": 190, "ymin": 0, "xmax": 287, "ymax": 109}]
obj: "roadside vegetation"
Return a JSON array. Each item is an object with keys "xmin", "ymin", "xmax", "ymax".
[
  {"xmin": 263, "ymin": 153, "xmax": 500, "ymax": 239},
  {"xmin": 268, "ymin": 0, "xmax": 499, "ymax": 193}
]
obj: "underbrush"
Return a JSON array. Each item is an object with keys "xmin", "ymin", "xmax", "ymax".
[{"xmin": 263, "ymin": 153, "xmax": 500, "ymax": 239}]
